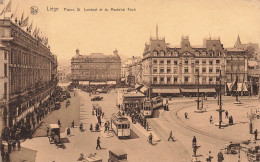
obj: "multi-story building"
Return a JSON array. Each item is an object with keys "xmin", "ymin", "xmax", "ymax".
[
  {"xmin": 0, "ymin": 18, "xmax": 58, "ymax": 127},
  {"xmin": 225, "ymin": 48, "xmax": 248, "ymax": 95},
  {"xmin": 71, "ymin": 49, "xmax": 121, "ymax": 85},
  {"xmin": 142, "ymin": 36, "xmax": 225, "ymax": 95},
  {"xmin": 0, "ymin": 43, "xmax": 9, "ymax": 133},
  {"xmin": 57, "ymin": 66, "xmax": 71, "ymax": 83}
]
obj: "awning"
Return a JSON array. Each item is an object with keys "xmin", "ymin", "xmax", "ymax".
[
  {"xmin": 140, "ymin": 86, "xmax": 148, "ymax": 93},
  {"xmin": 181, "ymin": 88, "xmax": 216, "ymax": 93},
  {"xmin": 242, "ymin": 83, "xmax": 248, "ymax": 92},
  {"xmin": 152, "ymin": 88, "xmax": 180, "ymax": 94},
  {"xmin": 181, "ymin": 89, "xmax": 197, "ymax": 93},
  {"xmin": 135, "ymin": 84, "xmax": 143, "ymax": 89},
  {"xmin": 227, "ymin": 83, "xmax": 233, "ymax": 91},
  {"xmin": 237, "ymin": 83, "xmax": 248, "ymax": 91},
  {"xmin": 199, "ymin": 88, "xmax": 216, "ymax": 93}
]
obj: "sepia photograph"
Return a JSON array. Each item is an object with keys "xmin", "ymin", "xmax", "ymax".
[{"xmin": 0, "ymin": 0, "xmax": 260, "ymax": 161}]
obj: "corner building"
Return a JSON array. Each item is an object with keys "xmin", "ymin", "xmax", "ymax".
[{"xmin": 142, "ymin": 36, "xmax": 225, "ymax": 95}]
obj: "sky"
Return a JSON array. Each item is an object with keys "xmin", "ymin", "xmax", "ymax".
[{"xmin": 1, "ymin": 0, "xmax": 260, "ymax": 64}]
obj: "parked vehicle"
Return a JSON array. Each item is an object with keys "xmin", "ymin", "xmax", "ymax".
[
  {"xmin": 91, "ymin": 96, "xmax": 103, "ymax": 101},
  {"xmin": 54, "ymin": 102, "xmax": 61, "ymax": 110},
  {"xmin": 108, "ymin": 148, "xmax": 128, "ymax": 162},
  {"xmin": 224, "ymin": 142, "xmax": 240, "ymax": 154},
  {"xmin": 48, "ymin": 124, "xmax": 65, "ymax": 149}
]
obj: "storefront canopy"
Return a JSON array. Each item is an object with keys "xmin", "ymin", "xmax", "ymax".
[
  {"xmin": 152, "ymin": 88, "xmax": 180, "ymax": 94},
  {"xmin": 140, "ymin": 86, "xmax": 148, "ymax": 93},
  {"xmin": 135, "ymin": 84, "xmax": 143, "ymax": 89},
  {"xmin": 181, "ymin": 88, "xmax": 216, "ymax": 93},
  {"xmin": 237, "ymin": 83, "xmax": 248, "ymax": 92}
]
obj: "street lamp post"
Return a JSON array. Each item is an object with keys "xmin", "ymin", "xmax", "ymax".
[
  {"xmin": 197, "ymin": 69, "xmax": 200, "ymax": 110},
  {"xmin": 219, "ymin": 70, "xmax": 223, "ymax": 129}
]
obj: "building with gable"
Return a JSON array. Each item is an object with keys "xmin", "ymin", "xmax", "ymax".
[{"xmin": 142, "ymin": 33, "xmax": 225, "ymax": 96}]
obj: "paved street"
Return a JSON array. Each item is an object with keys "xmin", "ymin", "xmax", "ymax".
[
  {"xmin": 150, "ymin": 96, "xmax": 260, "ymax": 162},
  {"xmin": 19, "ymin": 88, "xmax": 260, "ymax": 162}
]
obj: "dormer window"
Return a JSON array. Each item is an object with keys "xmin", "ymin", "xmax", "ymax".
[
  {"xmin": 160, "ymin": 51, "xmax": 165, "ymax": 56},
  {"xmin": 153, "ymin": 51, "xmax": 158, "ymax": 56}
]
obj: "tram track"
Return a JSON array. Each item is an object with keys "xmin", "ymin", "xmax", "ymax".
[
  {"xmin": 167, "ymin": 100, "xmax": 241, "ymax": 143},
  {"xmin": 148, "ymin": 118, "xmax": 190, "ymax": 162}
]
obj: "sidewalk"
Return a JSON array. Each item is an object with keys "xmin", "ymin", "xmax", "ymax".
[{"xmin": 124, "ymin": 116, "xmax": 161, "ymax": 143}]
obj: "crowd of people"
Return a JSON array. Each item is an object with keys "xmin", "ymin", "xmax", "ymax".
[{"xmin": 0, "ymin": 87, "xmax": 63, "ymax": 161}]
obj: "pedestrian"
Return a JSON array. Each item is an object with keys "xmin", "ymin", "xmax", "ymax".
[
  {"xmin": 12, "ymin": 141, "xmax": 16, "ymax": 151},
  {"xmin": 209, "ymin": 116, "xmax": 213, "ymax": 124},
  {"xmin": 96, "ymin": 137, "xmax": 102, "ymax": 150},
  {"xmin": 71, "ymin": 120, "xmax": 74, "ymax": 128},
  {"xmin": 185, "ymin": 112, "xmax": 188, "ymax": 119},
  {"xmin": 97, "ymin": 116, "xmax": 101, "ymax": 126},
  {"xmin": 230, "ymin": 116, "xmax": 233, "ymax": 125},
  {"xmin": 47, "ymin": 127, "xmax": 49, "ymax": 136},
  {"xmin": 102, "ymin": 112, "xmax": 104, "ymax": 118},
  {"xmin": 58, "ymin": 120, "xmax": 61, "ymax": 126},
  {"xmin": 80, "ymin": 122, "xmax": 83, "ymax": 132},
  {"xmin": 90, "ymin": 123, "xmax": 93, "ymax": 132},
  {"xmin": 67, "ymin": 127, "xmax": 70, "ymax": 136},
  {"xmin": 217, "ymin": 151, "xmax": 224, "ymax": 162},
  {"xmin": 148, "ymin": 133, "xmax": 153, "ymax": 144},
  {"xmin": 17, "ymin": 140, "xmax": 21, "ymax": 151},
  {"xmin": 146, "ymin": 122, "xmax": 149, "ymax": 131},
  {"xmin": 192, "ymin": 136, "xmax": 197, "ymax": 147},
  {"xmin": 95, "ymin": 123, "xmax": 99, "ymax": 132},
  {"xmin": 168, "ymin": 131, "xmax": 174, "ymax": 141},
  {"xmin": 206, "ymin": 151, "xmax": 213, "ymax": 162},
  {"xmin": 104, "ymin": 122, "xmax": 107, "ymax": 133},
  {"xmin": 225, "ymin": 111, "xmax": 228, "ymax": 118},
  {"xmin": 254, "ymin": 129, "xmax": 258, "ymax": 141},
  {"xmin": 107, "ymin": 120, "xmax": 110, "ymax": 131}
]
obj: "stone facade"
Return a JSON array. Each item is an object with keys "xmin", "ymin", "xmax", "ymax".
[
  {"xmin": 71, "ymin": 49, "xmax": 121, "ymax": 84},
  {"xmin": 0, "ymin": 18, "xmax": 58, "ymax": 126},
  {"xmin": 142, "ymin": 36, "xmax": 225, "ymax": 89}
]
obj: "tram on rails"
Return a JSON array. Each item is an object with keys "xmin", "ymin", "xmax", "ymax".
[
  {"xmin": 141, "ymin": 96, "xmax": 164, "ymax": 118},
  {"xmin": 141, "ymin": 99, "xmax": 153, "ymax": 117},
  {"xmin": 151, "ymin": 96, "xmax": 164, "ymax": 110},
  {"xmin": 111, "ymin": 113, "xmax": 131, "ymax": 139}
]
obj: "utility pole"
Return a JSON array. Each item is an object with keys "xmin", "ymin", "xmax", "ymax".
[
  {"xmin": 219, "ymin": 70, "xmax": 223, "ymax": 129},
  {"xmin": 197, "ymin": 68, "xmax": 200, "ymax": 110},
  {"xmin": 236, "ymin": 70, "xmax": 239, "ymax": 102}
]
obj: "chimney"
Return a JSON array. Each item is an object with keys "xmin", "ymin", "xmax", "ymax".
[
  {"xmin": 113, "ymin": 49, "xmax": 118, "ymax": 55},
  {"xmin": 76, "ymin": 48, "xmax": 79, "ymax": 55}
]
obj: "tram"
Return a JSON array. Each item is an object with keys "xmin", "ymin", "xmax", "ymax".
[
  {"xmin": 141, "ymin": 99, "xmax": 153, "ymax": 117},
  {"xmin": 151, "ymin": 96, "xmax": 164, "ymax": 110},
  {"xmin": 111, "ymin": 113, "xmax": 131, "ymax": 138}
]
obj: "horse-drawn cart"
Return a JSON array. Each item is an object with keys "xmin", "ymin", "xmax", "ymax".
[{"xmin": 48, "ymin": 124, "xmax": 65, "ymax": 149}]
